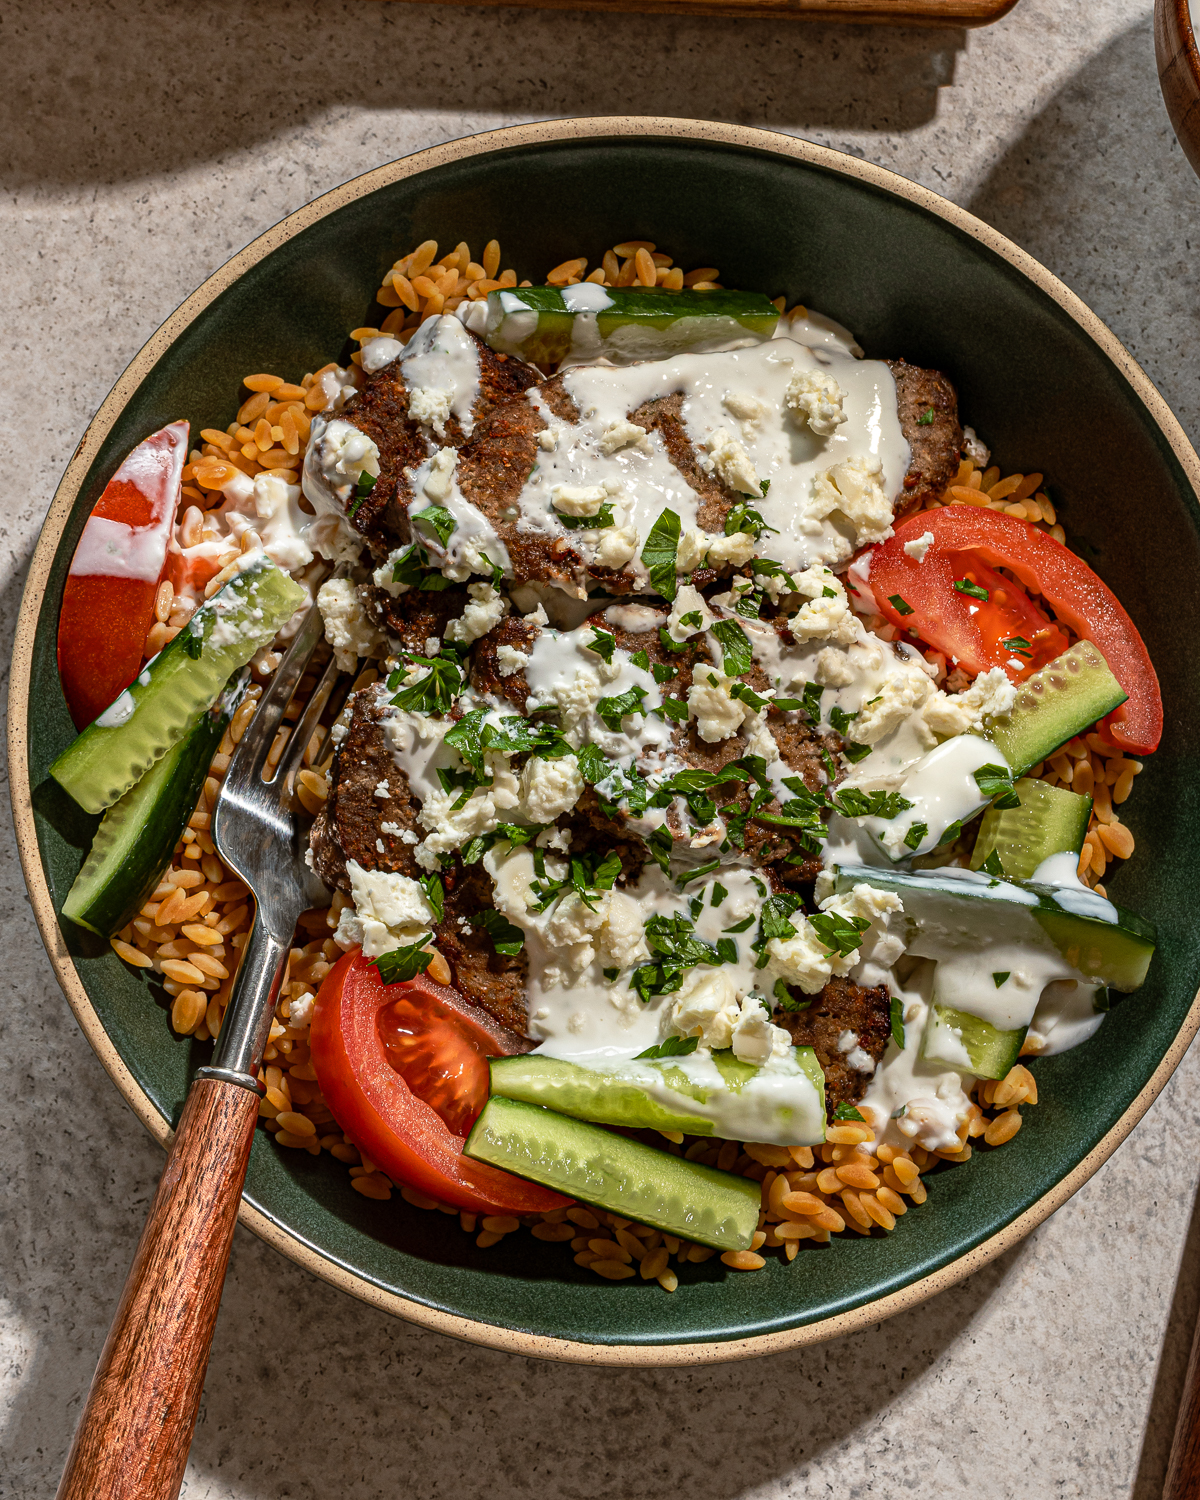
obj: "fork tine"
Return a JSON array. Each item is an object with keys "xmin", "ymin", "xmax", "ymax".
[
  {"xmin": 274, "ymin": 650, "xmax": 344, "ymax": 792},
  {"xmin": 222, "ymin": 599, "xmax": 325, "ymax": 798}
]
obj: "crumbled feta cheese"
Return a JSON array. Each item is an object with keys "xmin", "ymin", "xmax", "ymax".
[
  {"xmin": 820, "ymin": 883, "xmax": 906, "ymax": 969},
  {"xmin": 593, "ymin": 526, "xmax": 639, "ymax": 568},
  {"xmin": 853, "ymin": 662, "xmax": 935, "ymax": 744},
  {"xmin": 813, "ymin": 646, "xmax": 856, "ymax": 688},
  {"xmin": 788, "ymin": 570, "xmax": 857, "ymax": 643},
  {"xmin": 497, "ymin": 643, "xmax": 530, "ymax": 676},
  {"xmin": 809, "ymin": 455, "xmax": 894, "ymax": 544},
  {"xmin": 422, "ymin": 446, "xmax": 457, "ymax": 504},
  {"xmin": 705, "ymin": 530, "xmax": 757, "ymax": 567},
  {"xmin": 445, "ymin": 582, "xmax": 508, "ymax": 645},
  {"xmin": 334, "ymin": 860, "xmax": 435, "ymax": 959},
  {"xmin": 551, "ymin": 483, "xmax": 607, "ymax": 517},
  {"xmin": 536, "ymin": 824, "xmax": 572, "ymax": 854},
  {"xmin": 723, "ymin": 391, "xmax": 767, "ymax": 427},
  {"xmin": 903, "ymin": 530, "xmax": 935, "ymax": 562},
  {"xmin": 962, "ymin": 426, "xmax": 990, "ymax": 468},
  {"xmin": 408, "ymin": 385, "xmax": 452, "ymax": 438},
  {"xmin": 785, "ymin": 368, "xmax": 847, "ymax": 438},
  {"xmin": 415, "ymin": 754, "xmax": 519, "ymax": 869},
  {"xmin": 545, "ymin": 891, "xmax": 609, "ymax": 978},
  {"xmin": 687, "ymin": 666, "xmax": 747, "ymax": 743},
  {"xmin": 765, "ymin": 918, "xmax": 837, "ymax": 993},
  {"xmin": 700, "ymin": 427, "xmax": 761, "ymax": 497},
  {"xmin": 837, "ymin": 1029, "xmax": 877, "ymax": 1074},
  {"xmin": 666, "ymin": 584, "xmax": 713, "ymax": 642},
  {"xmin": 676, "ymin": 530, "xmax": 708, "ymax": 573},
  {"xmin": 730, "ymin": 995, "xmax": 792, "ymax": 1065},
  {"xmin": 598, "ymin": 892, "xmax": 651, "ymax": 972},
  {"xmin": 316, "ymin": 577, "xmax": 386, "ymax": 672},
  {"xmin": 374, "ymin": 780, "xmax": 390, "ymax": 799},
  {"xmin": 598, "ymin": 419, "xmax": 649, "ymax": 456},
  {"xmin": 671, "ymin": 969, "xmax": 742, "ymax": 1049},
  {"xmin": 373, "ymin": 547, "xmax": 410, "ymax": 598},
  {"xmin": 520, "ymin": 754, "xmax": 584, "ymax": 822},
  {"xmin": 537, "ymin": 425, "xmax": 562, "ymax": 452},
  {"xmin": 922, "ymin": 666, "xmax": 1017, "ymax": 739}
]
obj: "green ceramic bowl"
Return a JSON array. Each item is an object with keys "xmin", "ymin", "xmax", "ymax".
[{"xmin": 12, "ymin": 119, "xmax": 1200, "ymax": 1366}]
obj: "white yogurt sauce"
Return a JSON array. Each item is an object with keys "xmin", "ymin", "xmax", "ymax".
[{"xmin": 95, "ymin": 689, "xmax": 136, "ymax": 728}]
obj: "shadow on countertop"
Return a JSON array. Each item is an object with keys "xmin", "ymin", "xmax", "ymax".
[{"xmin": 2, "ymin": 0, "xmax": 964, "ymax": 190}]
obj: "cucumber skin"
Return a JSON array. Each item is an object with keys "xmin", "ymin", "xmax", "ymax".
[
  {"xmin": 464, "ymin": 1096, "xmax": 761, "ymax": 1251},
  {"xmin": 51, "ymin": 559, "xmax": 304, "ymax": 814},
  {"xmin": 832, "ymin": 864, "xmax": 1155, "ymax": 993},
  {"xmin": 488, "ymin": 1049, "xmax": 827, "ymax": 1144},
  {"xmin": 486, "ymin": 288, "xmax": 779, "ymax": 364},
  {"xmin": 970, "ymin": 778, "xmax": 1093, "ymax": 881},
  {"xmin": 61, "ymin": 708, "xmax": 226, "ymax": 938},
  {"xmin": 922, "ymin": 1004, "xmax": 1026, "ymax": 1081},
  {"xmin": 989, "ymin": 641, "xmax": 1127, "ymax": 776}
]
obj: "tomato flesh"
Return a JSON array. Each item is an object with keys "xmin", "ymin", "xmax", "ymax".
[
  {"xmin": 866, "ymin": 508, "xmax": 1162, "ymax": 755},
  {"xmin": 57, "ymin": 421, "xmax": 188, "ymax": 729},
  {"xmin": 310, "ymin": 950, "xmax": 569, "ymax": 1214}
]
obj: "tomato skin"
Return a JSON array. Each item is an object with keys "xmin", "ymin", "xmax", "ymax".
[
  {"xmin": 310, "ymin": 950, "xmax": 570, "ymax": 1215},
  {"xmin": 866, "ymin": 508, "xmax": 1162, "ymax": 755},
  {"xmin": 57, "ymin": 421, "xmax": 188, "ymax": 729}
]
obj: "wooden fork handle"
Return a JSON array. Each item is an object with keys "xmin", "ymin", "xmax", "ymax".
[{"xmin": 56, "ymin": 1078, "xmax": 260, "ymax": 1500}]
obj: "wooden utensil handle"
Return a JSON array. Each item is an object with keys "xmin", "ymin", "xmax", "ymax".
[
  {"xmin": 56, "ymin": 1078, "xmax": 260, "ymax": 1500},
  {"xmin": 1166, "ymin": 1302, "xmax": 1200, "ymax": 1499}
]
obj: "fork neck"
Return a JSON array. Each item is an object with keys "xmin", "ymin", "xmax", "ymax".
[{"xmin": 197, "ymin": 913, "xmax": 290, "ymax": 1095}]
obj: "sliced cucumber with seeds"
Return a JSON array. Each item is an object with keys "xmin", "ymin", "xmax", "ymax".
[
  {"xmin": 986, "ymin": 641, "xmax": 1127, "ymax": 776},
  {"xmin": 488, "ymin": 1046, "xmax": 827, "ymax": 1145},
  {"xmin": 51, "ymin": 557, "xmax": 305, "ymax": 814},
  {"xmin": 485, "ymin": 287, "xmax": 780, "ymax": 366},
  {"xmin": 464, "ymin": 1096, "xmax": 761, "ymax": 1251},
  {"xmin": 61, "ymin": 677, "xmax": 247, "ymax": 938},
  {"xmin": 922, "ymin": 1004, "xmax": 1026, "ymax": 1080},
  {"xmin": 970, "ymin": 778, "xmax": 1093, "ymax": 881}
]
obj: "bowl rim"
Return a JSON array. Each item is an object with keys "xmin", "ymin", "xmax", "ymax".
[{"xmin": 11, "ymin": 114, "xmax": 1200, "ymax": 1367}]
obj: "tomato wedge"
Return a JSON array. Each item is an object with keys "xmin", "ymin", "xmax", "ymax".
[
  {"xmin": 57, "ymin": 421, "xmax": 188, "ymax": 729},
  {"xmin": 310, "ymin": 950, "xmax": 570, "ymax": 1214},
  {"xmin": 865, "ymin": 508, "xmax": 1162, "ymax": 755}
]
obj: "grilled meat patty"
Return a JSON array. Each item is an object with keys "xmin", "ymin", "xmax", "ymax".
[{"xmin": 774, "ymin": 975, "xmax": 893, "ymax": 1118}]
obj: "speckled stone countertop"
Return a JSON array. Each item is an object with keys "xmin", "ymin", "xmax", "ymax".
[{"xmin": 3, "ymin": 1, "xmax": 1200, "ymax": 1494}]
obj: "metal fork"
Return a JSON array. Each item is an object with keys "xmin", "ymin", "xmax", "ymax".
[{"xmin": 56, "ymin": 603, "xmax": 345, "ymax": 1500}]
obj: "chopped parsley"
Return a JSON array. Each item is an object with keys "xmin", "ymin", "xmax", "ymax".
[
  {"xmin": 418, "ymin": 873, "xmax": 444, "ymax": 923},
  {"xmin": 658, "ymin": 626, "xmax": 693, "ymax": 655},
  {"xmin": 979, "ymin": 849, "xmax": 1006, "ymax": 877},
  {"xmin": 888, "ymin": 594, "xmax": 914, "ymax": 616},
  {"xmin": 641, "ymin": 507, "xmax": 682, "ymax": 602},
  {"xmin": 711, "ymin": 882, "xmax": 729, "ymax": 907},
  {"xmin": 917, "ymin": 407, "xmax": 935, "ymax": 426},
  {"xmin": 182, "ymin": 627, "xmax": 204, "ymax": 660},
  {"xmin": 773, "ymin": 978, "xmax": 810, "ymax": 1013},
  {"xmin": 709, "ymin": 618, "xmax": 753, "ymax": 677},
  {"xmin": 676, "ymin": 859, "xmax": 721, "ymax": 888},
  {"xmin": 631, "ymin": 648, "xmax": 651, "ymax": 670},
  {"xmin": 374, "ymin": 938, "xmax": 435, "ymax": 985},
  {"xmin": 890, "ymin": 995, "xmax": 906, "ymax": 1051},
  {"xmin": 809, "ymin": 909, "xmax": 870, "ymax": 959},
  {"xmin": 347, "ymin": 468, "xmax": 377, "ymax": 521},
  {"xmin": 974, "ymin": 763, "xmax": 1022, "ymax": 809},
  {"xmin": 904, "ymin": 821, "xmax": 928, "ymax": 851},
  {"xmin": 389, "ymin": 541, "xmax": 456, "ymax": 591},
  {"xmin": 596, "ymin": 685, "xmax": 648, "ymax": 731},
  {"xmin": 559, "ymin": 501, "xmax": 615, "ymax": 530},
  {"xmin": 936, "ymin": 819, "xmax": 964, "ymax": 847},
  {"xmin": 635, "ymin": 1034, "xmax": 700, "ymax": 1060},
  {"xmin": 831, "ymin": 787, "xmax": 914, "ymax": 820},
  {"xmin": 586, "ymin": 627, "xmax": 617, "ymax": 663},
  {"xmin": 1001, "ymin": 634, "xmax": 1032, "ymax": 657},
  {"xmin": 724, "ymin": 502, "xmax": 778, "ymax": 539},
  {"xmin": 471, "ymin": 909, "xmax": 526, "ymax": 957},
  {"xmin": 388, "ymin": 648, "xmax": 464, "ymax": 715},
  {"xmin": 653, "ymin": 696, "xmax": 689, "ymax": 722},
  {"xmin": 953, "ymin": 579, "xmax": 989, "ymax": 603},
  {"xmin": 833, "ymin": 1101, "xmax": 866, "ymax": 1122},
  {"xmin": 842, "ymin": 741, "xmax": 873, "ymax": 765},
  {"xmin": 411, "ymin": 503, "xmax": 457, "ymax": 549},
  {"xmin": 629, "ymin": 912, "xmax": 729, "ymax": 1004},
  {"xmin": 992, "ymin": 971, "xmax": 1010, "ymax": 987},
  {"xmin": 829, "ymin": 705, "xmax": 858, "ymax": 736}
]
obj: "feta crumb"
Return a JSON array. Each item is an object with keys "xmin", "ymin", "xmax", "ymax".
[
  {"xmin": 922, "ymin": 665, "xmax": 1018, "ymax": 738},
  {"xmin": 837, "ymin": 1030, "xmax": 877, "ymax": 1074},
  {"xmin": 788, "ymin": 570, "xmax": 856, "ymax": 643},
  {"xmin": 903, "ymin": 530, "xmax": 935, "ymax": 562},
  {"xmin": 730, "ymin": 995, "xmax": 792, "ymax": 1065},
  {"xmin": 809, "ymin": 455, "xmax": 895, "ymax": 544},
  {"xmin": 408, "ymin": 385, "xmax": 452, "ymax": 438},
  {"xmin": 785, "ymin": 368, "xmax": 847, "ymax": 438},
  {"xmin": 593, "ymin": 525, "xmax": 639, "ymax": 568},
  {"xmin": 445, "ymin": 581, "xmax": 508, "ymax": 645},
  {"xmin": 723, "ymin": 392, "xmax": 767, "ymax": 427},
  {"xmin": 537, "ymin": 425, "xmax": 563, "ymax": 452},
  {"xmin": 497, "ymin": 643, "xmax": 530, "ymax": 677},
  {"xmin": 374, "ymin": 780, "xmax": 390, "ymax": 799},
  {"xmin": 316, "ymin": 577, "xmax": 386, "ymax": 673},
  {"xmin": 852, "ymin": 663, "xmax": 935, "ymax": 744},
  {"xmin": 520, "ymin": 754, "xmax": 584, "ymax": 822},
  {"xmin": 705, "ymin": 530, "xmax": 757, "ymax": 567},
  {"xmin": 598, "ymin": 892, "xmax": 650, "ymax": 972},
  {"xmin": 820, "ymin": 882, "xmax": 906, "ymax": 969},
  {"xmin": 700, "ymin": 427, "xmax": 761, "ymax": 497},
  {"xmin": 765, "ymin": 919, "xmax": 836, "ymax": 994},
  {"xmin": 671, "ymin": 969, "xmax": 742, "ymax": 1049},
  {"xmin": 425, "ymin": 635, "xmax": 441, "ymax": 656},
  {"xmin": 551, "ymin": 483, "xmax": 607, "ymax": 517},
  {"xmin": 598, "ymin": 419, "xmax": 649, "ymax": 456},
  {"xmin": 687, "ymin": 666, "xmax": 747, "ymax": 743},
  {"xmin": 334, "ymin": 860, "xmax": 435, "ymax": 959},
  {"xmin": 421, "ymin": 446, "xmax": 457, "ymax": 504},
  {"xmin": 665, "ymin": 583, "xmax": 713, "ymax": 642},
  {"xmin": 962, "ymin": 426, "xmax": 990, "ymax": 468},
  {"xmin": 813, "ymin": 646, "xmax": 856, "ymax": 688}
]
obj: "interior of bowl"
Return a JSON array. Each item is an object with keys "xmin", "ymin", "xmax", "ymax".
[{"xmin": 21, "ymin": 125, "xmax": 1200, "ymax": 1352}]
